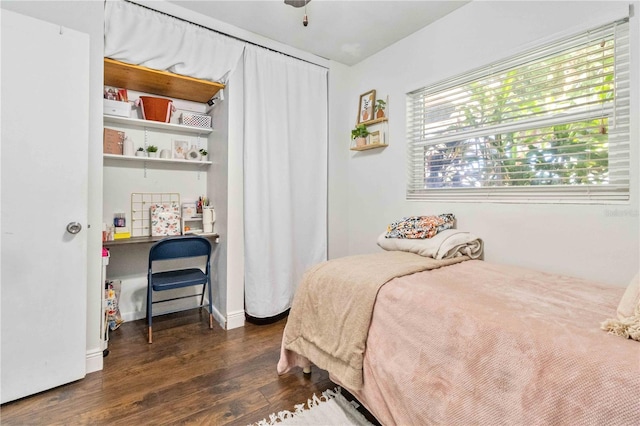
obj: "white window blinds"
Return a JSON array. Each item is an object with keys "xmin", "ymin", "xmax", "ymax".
[{"xmin": 406, "ymin": 20, "xmax": 630, "ymax": 203}]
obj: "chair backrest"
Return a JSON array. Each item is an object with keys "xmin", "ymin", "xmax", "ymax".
[{"xmin": 148, "ymin": 236, "xmax": 212, "ymax": 267}]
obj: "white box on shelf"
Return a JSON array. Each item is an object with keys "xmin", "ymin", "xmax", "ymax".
[
  {"xmin": 104, "ymin": 99, "xmax": 131, "ymax": 118},
  {"xmin": 180, "ymin": 113, "xmax": 212, "ymax": 129}
]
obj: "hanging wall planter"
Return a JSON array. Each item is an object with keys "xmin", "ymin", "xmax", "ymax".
[{"xmin": 351, "ymin": 124, "xmax": 370, "ymax": 148}]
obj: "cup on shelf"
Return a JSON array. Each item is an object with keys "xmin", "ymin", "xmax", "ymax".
[{"xmin": 203, "ymin": 206, "xmax": 215, "ymax": 234}]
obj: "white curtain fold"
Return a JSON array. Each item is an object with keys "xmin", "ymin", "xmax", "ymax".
[
  {"xmin": 104, "ymin": 0, "xmax": 245, "ymax": 83},
  {"xmin": 243, "ymin": 45, "xmax": 328, "ymax": 319}
]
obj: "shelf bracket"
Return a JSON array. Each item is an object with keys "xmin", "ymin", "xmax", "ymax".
[{"xmin": 143, "ymin": 128, "xmax": 149, "ymax": 178}]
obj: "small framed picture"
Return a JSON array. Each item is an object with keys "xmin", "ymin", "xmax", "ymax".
[
  {"xmin": 357, "ymin": 90, "xmax": 376, "ymax": 124},
  {"xmin": 172, "ymin": 140, "xmax": 189, "ymax": 159},
  {"xmin": 369, "ymin": 130, "xmax": 381, "ymax": 146}
]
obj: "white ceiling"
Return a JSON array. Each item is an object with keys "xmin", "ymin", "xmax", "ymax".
[{"xmin": 167, "ymin": 1, "xmax": 470, "ymax": 65}]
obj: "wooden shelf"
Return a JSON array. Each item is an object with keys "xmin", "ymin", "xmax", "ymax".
[
  {"xmin": 358, "ymin": 117, "xmax": 388, "ymax": 127},
  {"xmin": 104, "ymin": 58, "xmax": 224, "ymax": 104},
  {"xmin": 104, "ymin": 115, "xmax": 213, "ymax": 135},
  {"xmin": 350, "ymin": 143, "xmax": 389, "ymax": 152},
  {"xmin": 351, "ymin": 115, "xmax": 388, "ymax": 151},
  {"xmin": 103, "ymin": 153, "xmax": 212, "ymax": 166}
]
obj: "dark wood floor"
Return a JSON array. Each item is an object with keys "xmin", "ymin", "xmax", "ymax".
[{"xmin": 0, "ymin": 310, "xmax": 339, "ymax": 425}]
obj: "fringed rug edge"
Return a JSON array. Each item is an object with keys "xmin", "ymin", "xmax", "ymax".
[{"xmin": 250, "ymin": 386, "xmax": 365, "ymax": 426}]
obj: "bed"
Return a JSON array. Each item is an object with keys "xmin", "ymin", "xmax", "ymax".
[{"xmin": 277, "ymin": 243, "xmax": 640, "ymax": 425}]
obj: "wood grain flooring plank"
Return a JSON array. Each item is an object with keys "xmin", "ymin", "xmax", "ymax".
[{"xmin": 0, "ymin": 311, "xmax": 338, "ymax": 425}]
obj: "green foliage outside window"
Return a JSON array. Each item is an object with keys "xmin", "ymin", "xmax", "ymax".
[{"xmin": 423, "ymin": 39, "xmax": 614, "ymax": 189}]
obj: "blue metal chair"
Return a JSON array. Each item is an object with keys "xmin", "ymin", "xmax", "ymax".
[{"xmin": 146, "ymin": 236, "xmax": 213, "ymax": 343}]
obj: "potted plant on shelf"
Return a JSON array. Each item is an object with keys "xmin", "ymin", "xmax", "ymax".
[
  {"xmin": 351, "ymin": 124, "xmax": 370, "ymax": 147},
  {"xmin": 199, "ymin": 148, "xmax": 208, "ymax": 161},
  {"xmin": 146, "ymin": 145, "xmax": 158, "ymax": 158},
  {"xmin": 135, "ymin": 147, "xmax": 146, "ymax": 157},
  {"xmin": 375, "ymin": 99, "xmax": 386, "ymax": 119}
]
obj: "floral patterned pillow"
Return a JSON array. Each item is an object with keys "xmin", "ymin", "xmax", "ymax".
[{"xmin": 385, "ymin": 214, "xmax": 455, "ymax": 239}]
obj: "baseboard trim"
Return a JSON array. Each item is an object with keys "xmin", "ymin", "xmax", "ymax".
[
  {"xmin": 210, "ymin": 303, "xmax": 226, "ymax": 329},
  {"xmin": 226, "ymin": 310, "xmax": 245, "ymax": 329},
  {"xmin": 121, "ymin": 305, "xmax": 240, "ymax": 330},
  {"xmin": 86, "ymin": 348, "xmax": 104, "ymax": 373},
  {"xmin": 121, "ymin": 311, "xmax": 145, "ymax": 322}
]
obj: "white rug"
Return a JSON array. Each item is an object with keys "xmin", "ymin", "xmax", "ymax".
[{"xmin": 251, "ymin": 387, "xmax": 374, "ymax": 426}]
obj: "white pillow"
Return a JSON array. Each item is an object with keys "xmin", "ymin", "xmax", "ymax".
[
  {"xmin": 617, "ymin": 272, "xmax": 640, "ymax": 320},
  {"xmin": 602, "ymin": 272, "xmax": 640, "ymax": 341}
]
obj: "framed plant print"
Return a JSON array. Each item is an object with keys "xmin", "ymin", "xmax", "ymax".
[
  {"xmin": 357, "ymin": 90, "xmax": 376, "ymax": 124},
  {"xmin": 369, "ymin": 130, "xmax": 381, "ymax": 146},
  {"xmin": 172, "ymin": 140, "xmax": 189, "ymax": 159}
]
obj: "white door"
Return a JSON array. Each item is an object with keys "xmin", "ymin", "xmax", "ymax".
[{"xmin": 1, "ymin": 10, "xmax": 89, "ymax": 404}]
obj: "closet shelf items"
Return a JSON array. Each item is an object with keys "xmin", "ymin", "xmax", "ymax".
[
  {"xmin": 103, "ymin": 114, "xmax": 211, "ymax": 166},
  {"xmin": 104, "ymin": 58, "xmax": 224, "ymax": 103},
  {"xmin": 103, "ymin": 115, "xmax": 213, "ymax": 135},
  {"xmin": 102, "ymin": 153, "xmax": 212, "ymax": 166}
]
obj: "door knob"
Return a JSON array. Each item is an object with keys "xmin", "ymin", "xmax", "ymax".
[{"xmin": 66, "ymin": 222, "xmax": 82, "ymax": 234}]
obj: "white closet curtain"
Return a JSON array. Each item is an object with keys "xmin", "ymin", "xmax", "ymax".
[
  {"xmin": 243, "ymin": 45, "xmax": 328, "ymax": 319},
  {"xmin": 104, "ymin": 0, "xmax": 244, "ymax": 83}
]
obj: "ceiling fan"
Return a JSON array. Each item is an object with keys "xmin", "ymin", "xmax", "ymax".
[{"xmin": 284, "ymin": 0, "xmax": 311, "ymax": 26}]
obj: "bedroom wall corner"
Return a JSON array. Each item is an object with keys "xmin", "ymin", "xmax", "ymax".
[
  {"xmin": 223, "ymin": 55, "xmax": 245, "ymax": 329},
  {"xmin": 327, "ymin": 60, "xmax": 352, "ymax": 260}
]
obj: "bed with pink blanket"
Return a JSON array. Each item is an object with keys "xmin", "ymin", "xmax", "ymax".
[{"xmin": 277, "ymin": 252, "xmax": 640, "ymax": 425}]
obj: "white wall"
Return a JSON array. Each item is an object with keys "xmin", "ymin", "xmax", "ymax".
[
  {"xmin": 224, "ymin": 58, "xmax": 246, "ymax": 329},
  {"xmin": 328, "ymin": 61, "xmax": 352, "ymax": 259},
  {"xmin": 337, "ymin": 1, "xmax": 639, "ymax": 286}
]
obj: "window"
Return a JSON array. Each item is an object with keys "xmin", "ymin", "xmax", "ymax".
[{"xmin": 407, "ymin": 20, "xmax": 630, "ymax": 203}]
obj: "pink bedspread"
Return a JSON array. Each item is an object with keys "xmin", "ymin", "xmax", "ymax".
[
  {"xmin": 339, "ymin": 260, "xmax": 640, "ymax": 425},
  {"xmin": 277, "ymin": 252, "xmax": 468, "ymax": 389},
  {"xmin": 313, "ymin": 260, "xmax": 640, "ymax": 425}
]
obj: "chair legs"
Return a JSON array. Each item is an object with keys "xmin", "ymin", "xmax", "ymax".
[
  {"xmin": 207, "ymin": 277, "xmax": 214, "ymax": 329},
  {"xmin": 146, "ymin": 279, "xmax": 214, "ymax": 343},
  {"xmin": 147, "ymin": 274, "xmax": 153, "ymax": 344}
]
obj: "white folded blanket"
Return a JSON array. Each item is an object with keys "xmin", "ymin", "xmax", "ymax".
[{"xmin": 377, "ymin": 229, "xmax": 484, "ymax": 260}]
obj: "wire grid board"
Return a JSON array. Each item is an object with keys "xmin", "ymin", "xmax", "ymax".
[{"xmin": 130, "ymin": 192, "xmax": 180, "ymax": 237}]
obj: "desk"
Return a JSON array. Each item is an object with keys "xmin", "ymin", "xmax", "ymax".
[
  {"xmin": 103, "ymin": 233, "xmax": 220, "ymax": 248},
  {"xmin": 101, "ymin": 233, "xmax": 220, "ymax": 344}
]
